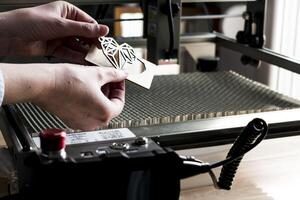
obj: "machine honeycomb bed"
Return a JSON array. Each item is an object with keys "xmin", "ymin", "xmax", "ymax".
[{"xmin": 10, "ymin": 71, "xmax": 300, "ymax": 135}]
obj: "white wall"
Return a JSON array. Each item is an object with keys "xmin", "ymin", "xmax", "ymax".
[{"xmin": 266, "ymin": 0, "xmax": 300, "ymax": 99}]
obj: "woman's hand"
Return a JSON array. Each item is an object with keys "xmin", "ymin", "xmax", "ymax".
[
  {"xmin": 0, "ymin": 1, "xmax": 108, "ymax": 64},
  {"xmin": 1, "ymin": 63, "xmax": 127, "ymax": 130}
]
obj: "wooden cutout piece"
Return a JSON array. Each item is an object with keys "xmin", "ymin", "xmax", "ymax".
[
  {"xmin": 85, "ymin": 43, "xmax": 155, "ymax": 89},
  {"xmin": 127, "ymin": 58, "xmax": 155, "ymax": 89}
]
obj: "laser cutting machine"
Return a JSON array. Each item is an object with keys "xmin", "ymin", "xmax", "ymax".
[{"xmin": 1, "ymin": 0, "xmax": 300, "ymax": 199}]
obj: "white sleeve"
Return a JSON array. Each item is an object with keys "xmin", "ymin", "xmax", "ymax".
[{"xmin": 0, "ymin": 70, "xmax": 5, "ymax": 106}]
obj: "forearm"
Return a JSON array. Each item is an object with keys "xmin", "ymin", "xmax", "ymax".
[
  {"xmin": 0, "ymin": 9, "xmax": 31, "ymax": 56},
  {"xmin": 0, "ymin": 63, "xmax": 54, "ymax": 105}
]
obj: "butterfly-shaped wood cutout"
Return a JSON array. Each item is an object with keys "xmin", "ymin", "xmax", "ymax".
[
  {"xmin": 99, "ymin": 37, "xmax": 137, "ymax": 70},
  {"xmin": 85, "ymin": 37, "xmax": 156, "ymax": 89}
]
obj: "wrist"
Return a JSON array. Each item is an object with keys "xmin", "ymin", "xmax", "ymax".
[
  {"xmin": 0, "ymin": 63, "xmax": 55, "ymax": 105},
  {"xmin": 25, "ymin": 64, "xmax": 57, "ymax": 105},
  {"xmin": 32, "ymin": 64, "xmax": 59, "ymax": 107}
]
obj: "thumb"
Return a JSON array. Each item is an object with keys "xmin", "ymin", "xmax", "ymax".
[
  {"xmin": 98, "ymin": 68, "xmax": 128, "ymax": 85},
  {"xmin": 62, "ymin": 19, "xmax": 109, "ymax": 38}
]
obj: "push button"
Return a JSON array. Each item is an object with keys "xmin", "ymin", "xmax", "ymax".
[
  {"xmin": 110, "ymin": 142, "xmax": 130, "ymax": 150},
  {"xmin": 134, "ymin": 137, "xmax": 148, "ymax": 146},
  {"xmin": 80, "ymin": 151, "xmax": 93, "ymax": 158}
]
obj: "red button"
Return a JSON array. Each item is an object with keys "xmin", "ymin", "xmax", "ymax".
[{"xmin": 40, "ymin": 129, "xmax": 66, "ymax": 153}]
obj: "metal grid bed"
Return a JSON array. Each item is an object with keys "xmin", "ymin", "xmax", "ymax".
[{"xmin": 11, "ymin": 71, "xmax": 300, "ymax": 135}]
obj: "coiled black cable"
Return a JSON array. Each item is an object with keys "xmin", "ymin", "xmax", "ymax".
[
  {"xmin": 217, "ymin": 118, "xmax": 268, "ymax": 189},
  {"xmin": 179, "ymin": 118, "xmax": 268, "ymax": 190}
]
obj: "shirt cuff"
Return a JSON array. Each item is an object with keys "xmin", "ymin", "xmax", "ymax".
[{"xmin": 0, "ymin": 70, "xmax": 5, "ymax": 106}]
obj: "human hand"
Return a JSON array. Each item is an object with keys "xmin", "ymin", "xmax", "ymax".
[
  {"xmin": 0, "ymin": 1, "xmax": 108, "ymax": 64},
  {"xmin": 1, "ymin": 64, "xmax": 127, "ymax": 130}
]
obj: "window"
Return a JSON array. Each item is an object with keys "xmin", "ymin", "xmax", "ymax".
[{"xmin": 267, "ymin": 0, "xmax": 300, "ymax": 100}]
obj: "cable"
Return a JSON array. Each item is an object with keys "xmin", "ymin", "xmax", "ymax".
[
  {"xmin": 201, "ymin": 3, "xmax": 213, "ymax": 32},
  {"xmin": 179, "ymin": 118, "xmax": 268, "ymax": 190},
  {"xmin": 217, "ymin": 118, "xmax": 268, "ymax": 189},
  {"xmin": 99, "ymin": 18, "xmax": 144, "ymax": 23},
  {"xmin": 208, "ymin": 169, "xmax": 219, "ymax": 189},
  {"xmin": 210, "ymin": 120, "xmax": 267, "ymax": 168},
  {"xmin": 95, "ymin": 4, "xmax": 109, "ymax": 21},
  {"xmin": 100, "ymin": 5, "xmax": 109, "ymax": 20},
  {"xmin": 139, "ymin": 0, "xmax": 144, "ymax": 13},
  {"xmin": 166, "ymin": 0, "xmax": 175, "ymax": 58}
]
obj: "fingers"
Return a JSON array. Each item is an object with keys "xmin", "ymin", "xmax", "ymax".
[
  {"xmin": 98, "ymin": 68, "xmax": 128, "ymax": 85},
  {"xmin": 101, "ymin": 81, "xmax": 126, "ymax": 120},
  {"xmin": 63, "ymin": 19, "xmax": 109, "ymax": 38},
  {"xmin": 45, "ymin": 38, "xmax": 90, "ymax": 64},
  {"xmin": 76, "ymin": 37, "xmax": 99, "ymax": 45},
  {"xmin": 64, "ymin": 2, "xmax": 97, "ymax": 24},
  {"xmin": 103, "ymin": 88, "xmax": 126, "ymax": 119},
  {"xmin": 65, "ymin": 37, "xmax": 90, "ymax": 54},
  {"xmin": 53, "ymin": 46, "xmax": 89, "ymax": 64},
  {"xmin": 88, "ymin": 81, "xmax": 125, "ymax": 128},
  {"xmin": 101, "ymin": 83, "xmax": 110, "ymax": 97},
  {"xmin": 108, "ymin": 81, "xmax": 126, "ymax": 102},
  {"xmin": 109, "ymin": 97, "xmax": 125, "ymax": 118},
  {"xmin": 57, "ymin": 2, "xmax": 109, "ymax": 38},
  {"xmin": 101, "ymin": 81, "xmax": 126, "ymax": 102}
]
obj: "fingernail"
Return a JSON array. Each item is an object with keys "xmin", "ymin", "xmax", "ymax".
[{"xmin": 99, "ymin": 25, "xmax": 109, "ymax": 36}]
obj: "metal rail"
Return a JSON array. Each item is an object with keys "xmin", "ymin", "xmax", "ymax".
[
  {"xmin": 215, "ymin": 32, "xmax": 300, "ymax": 75},
  {"xmin": 115, "ymin": 33, "xmax": 215, "ymax": 47},
  {"xmin": 182, "ymin": 13, "xmax": 243, "ymax": 20},
  {"xmin": 131, "ymin": 107, "xmax": 300, "ymax": 149}
]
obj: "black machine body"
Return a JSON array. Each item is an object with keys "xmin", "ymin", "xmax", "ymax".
[
  {"xmin": 0, "ymin": 105, "xmax": 268, "ymax": 200},
  {"xmin": 11, "ymin": 135, "xmax": 183, "ymax": 200}
]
